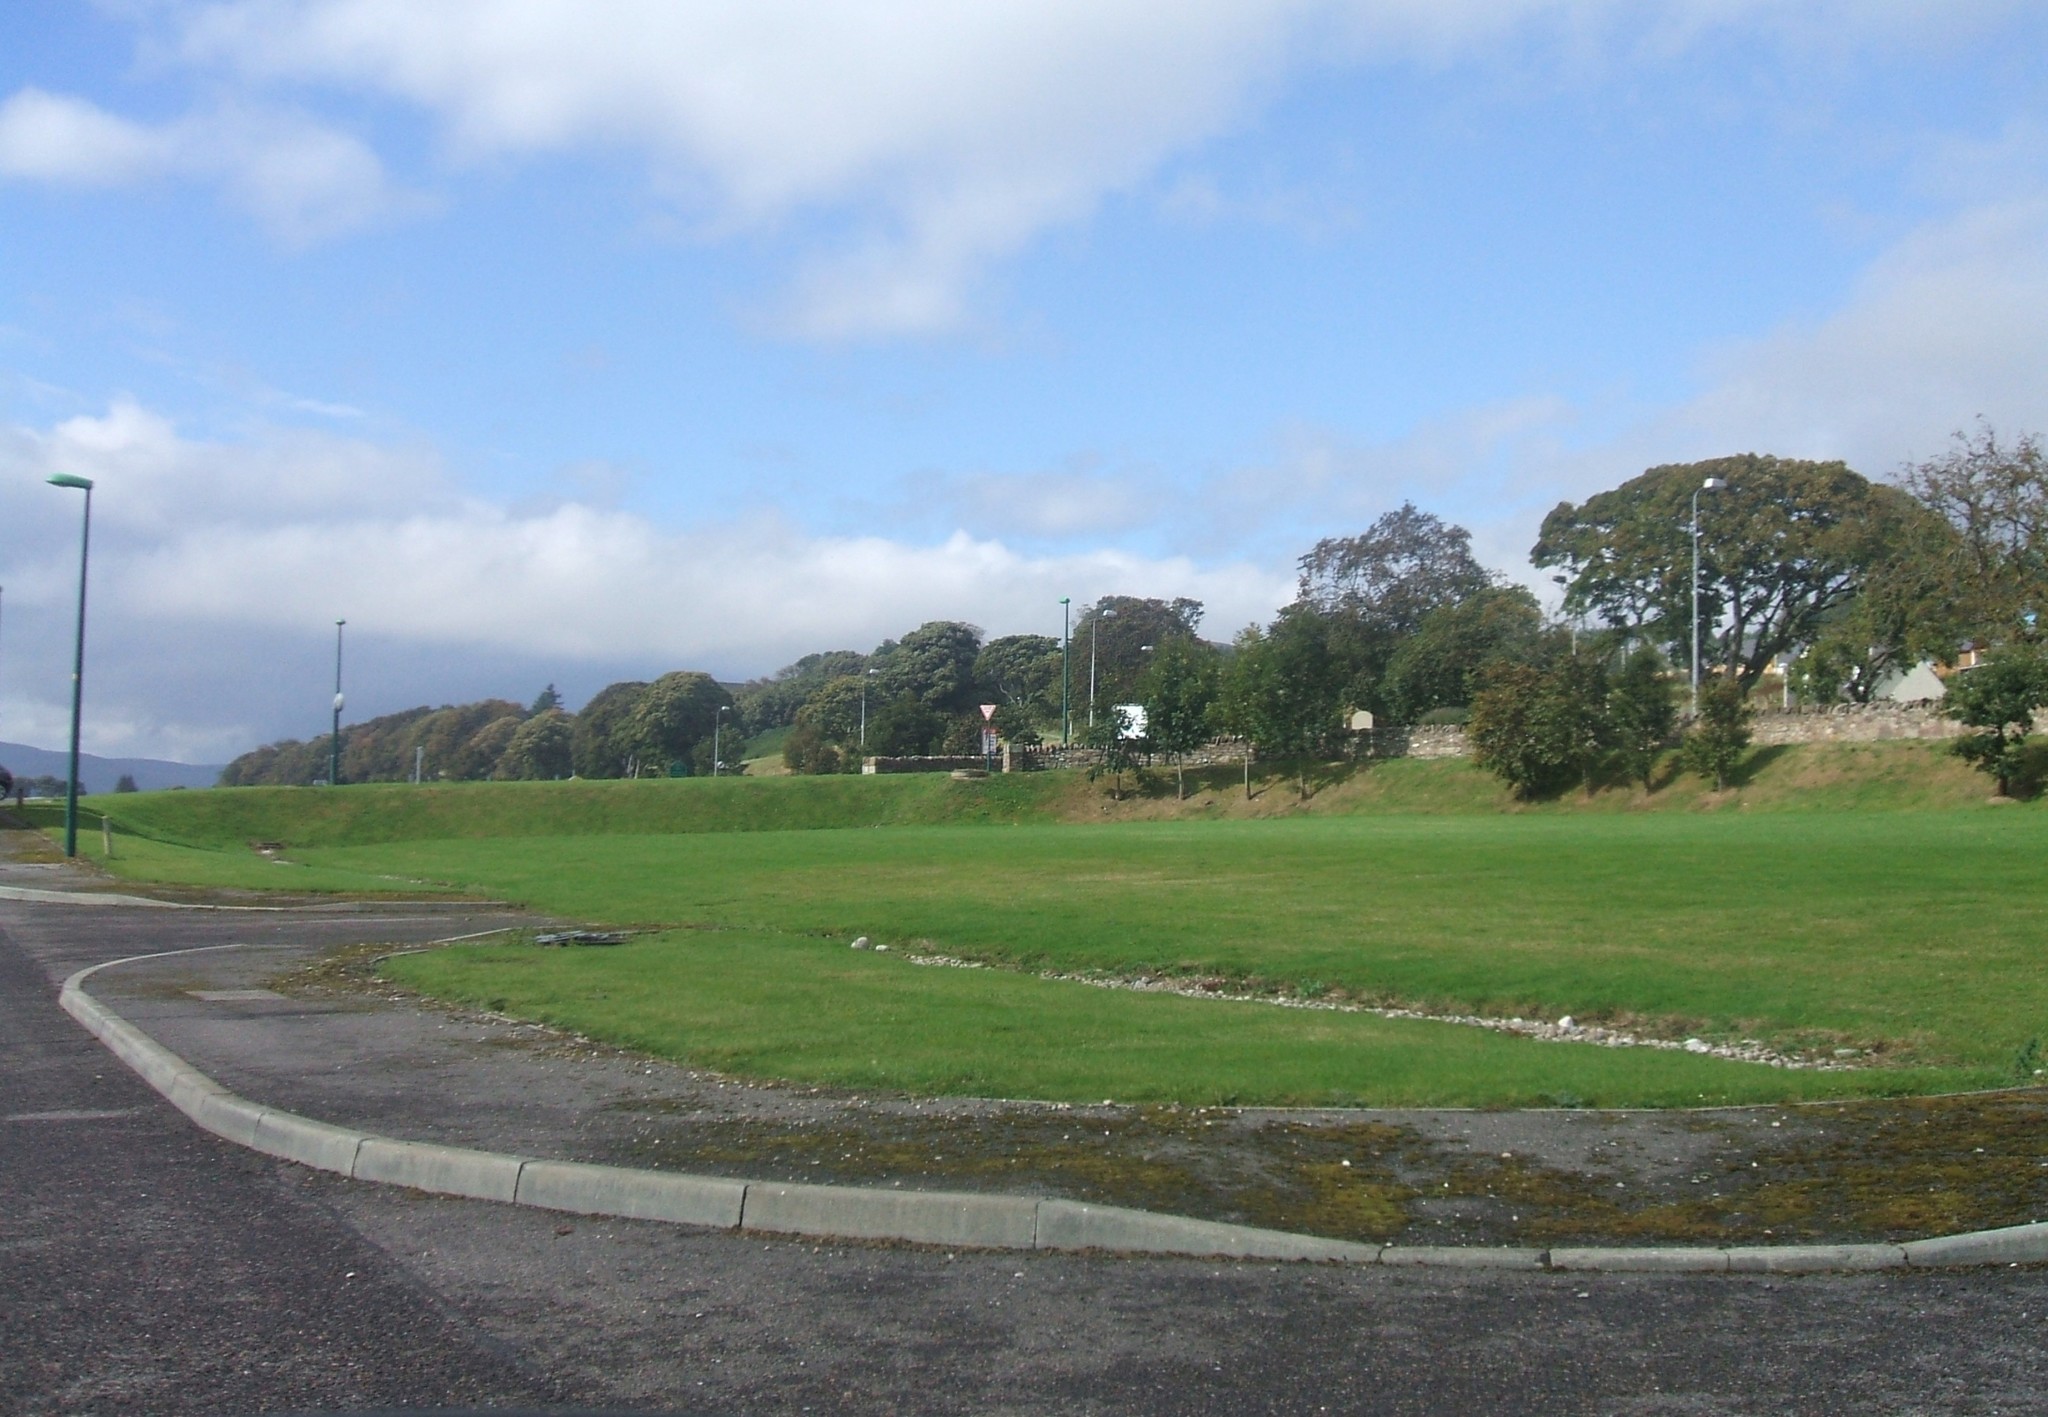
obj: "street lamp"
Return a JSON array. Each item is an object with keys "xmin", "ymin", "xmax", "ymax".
[
  {"xmin": 47, "ymin": 473, "xmax": 93, "ymax": 858},
  {"xmin": 713, "ymin": 704, "xmax": 729, "ymax": 776},
  {"xmin": 330, "ymin": 619, "xmax": 346, "ymax": 786},
  {"xmin": 859, "ymin": 666, "xmax": 877, "ymax": 749},
  {"xmin": 1088, "ymin": 607, "xmax": 1117, "ymax": 728},
  {"xmin": 1060, "ymin": 598, "xmax": 1072, "ymax": 746},
  {"xmin": 1690, "ymin": 476, "xmax": 1726, "ymax": 714}
]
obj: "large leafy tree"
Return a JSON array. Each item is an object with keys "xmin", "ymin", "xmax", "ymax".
[
  {"xmin": 1899, "ymin": 424, "xmax": 2048, "ymax": 647},
  {"xmin": 571, "ymin": 681, "xmax": 649, "ymax": 778},
  {"xmin": 1534, "ymin": 454, "xmax": 1915, "ymax": 689},
  {"xmin": 866, "ymin": 695, "xmax": 947, "ymax": 756},
  {"xmin": 497, "ymin": 709, "xmax": 574, "ymax": 780},
  {"xmin": 1072, "ymin": 596, "xmax": 1204, "ymax": 709},
  {"xmin": 735, "ymin": 650, "xmax": 866, "ymax": 731},
  {"xmin": 1139, "ymin": 635, "xmax": 1221, "ymax": 800},
  {"xmin": 871, "ymin": 621, "xmax": 983, "ymax": 715},
  {"xmin": 412, "ymin": 701, "xmax": 526, "ymax": 781},
  {"xmin": 1380, "ymin": 586, "xmax": 1543, "ymax": 723},
  {"xmin": 974, "ymin": 634, "xmax": 1063, "ymax": 737},
  {"xmin": 629, "ymin": 671, "xmax": 739, "ymax": 775},
  {"xmin": 1294, "ymin": 503, "xmax": 1494, "ymax": 713}
]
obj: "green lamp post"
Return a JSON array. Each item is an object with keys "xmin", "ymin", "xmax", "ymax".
[{"xmin": 47, "ymin": 473, "xmax": 94, "ymax": 858}]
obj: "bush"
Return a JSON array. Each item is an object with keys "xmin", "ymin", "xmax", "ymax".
[
  {"xmin": 1945, "ymin": 650, "xmax": 2048, "ymax": 796},
  {"xmin": 1468, "ymin": 661, "xmax": 1611, "ymax": 799},
  {"xmin": 1417, "ymin": 706, "xmax": 1469, "ymax": 726},
  {"xmin": 1682, "ymin": 678, "xmax": 1754, "ymax": 791}
]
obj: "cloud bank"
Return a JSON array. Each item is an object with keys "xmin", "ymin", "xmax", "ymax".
[{"xmin": 6, "ymin": 0, "xmax": 2024, "ymax": 329}]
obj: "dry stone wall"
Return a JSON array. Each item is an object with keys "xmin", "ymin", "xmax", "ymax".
[
  {"xmin": 1745, "ymin": 700, "xmax": 1959, "ymax": 745},
  {"xmin": 961, "ymin": 702, "xmax": 1958, "ymax": 775}
]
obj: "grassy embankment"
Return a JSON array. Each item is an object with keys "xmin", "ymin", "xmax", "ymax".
[{"xmin": 60, "ymin": 741, "xmax": 2047, "ymax": 1107}]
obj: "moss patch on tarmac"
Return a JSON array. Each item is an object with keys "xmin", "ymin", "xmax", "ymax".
[{"xmin": 605, "ymin": 1090, "xmax": 2048, "ymax": 1250}]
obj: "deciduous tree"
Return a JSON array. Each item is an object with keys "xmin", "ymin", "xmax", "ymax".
[
  {"xmin": 1216, "ymin": 610, "xmax": 1342, "ymax": 800},
  {"xmin": 1535, "ymin": 455, "xmax": 1911, "ymax": 689},
  {"xmin": 1681, "ymin": 678, "xmax": 1754, "ymax": 791},
  {"xmin": 1139, "ymin": 635, "xmax": 1220, "ymax": 800},
  {"xmin": 1899, "ymin": 424, "xmax": 2048, "ymax": 649},
  {"xmin": 1381, "ymin": 586, "xmax": 1543, "ymax": 723},
  {"xmin": 1607, "ymin": 648, "xmax": 1677, "ymax": 790},
  {"xmin": 1295, "ymin": 503, "xmax": 1495, "ymax": 715},
  {"xmin": 571, "ymin": 681, "xmax": 649, "ymax": 778},
  {"xmin": 1944, "ymin": 651, "xmax": 2048, "ymax": 797}
]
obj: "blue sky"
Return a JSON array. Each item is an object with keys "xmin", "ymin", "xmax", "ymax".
[{"xmin": 2, "ymin": 1, "xmax": 2045, "ymax": 763}]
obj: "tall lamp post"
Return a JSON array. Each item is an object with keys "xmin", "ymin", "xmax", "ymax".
[
  {"xmin": 1087, "ymin": 607, "xmax": 1117, "ymax": 728},
  {"xmin": 859, "ymin": 666, "xmax": 876, "ymax": 749},
  {"xmin": 330, "ymin": 620, "xmax": 346, "ymax": 786},
  {"xmin": 712, "ymin": 704, "xmax": 728, "ymax": 776},
  {"xmin": 48, "ymin": 474, "xmax": 93, "ymax": 857},
  {"xmin": 1059, "ymin": 598, "xmax": 1072, "ymax": 746},
  {"xmin": 1690, "ymin": 477, "xmax": 1725, "ymax": 714}
]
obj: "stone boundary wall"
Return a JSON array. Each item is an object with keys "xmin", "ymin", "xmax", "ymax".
[
  {"xmin": 1746, "ymin": 700, "xmax": 1960, "ymax": 746},
  {"xmin": 909, "ymin": 703, "xmax": 1956, "ymax": 776},
  {"xmin": 861, "ymin": 755, "xmax": 994, "ymax": 775},
  {"xmin": 1351, "ymin": 702, "xmax": 1961, "ymax": 760},
  {"xmin": 1356, "ymin": 725, "xmax": 1471, "ymax": 760}
]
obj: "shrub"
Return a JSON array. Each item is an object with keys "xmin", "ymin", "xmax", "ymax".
[{"xmin": 1682, "ymin": 678, "xmax": 1754, "ymax": 790}]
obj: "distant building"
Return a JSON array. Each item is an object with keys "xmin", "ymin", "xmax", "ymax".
[{"xmin": 1876, "ymin": 659, "xmax": 1947, "ymax": 702}]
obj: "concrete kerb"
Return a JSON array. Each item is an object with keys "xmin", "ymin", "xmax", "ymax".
[{"xmin": 52, "ymin": 944, "xmax": 2048, "ymax": 1274}]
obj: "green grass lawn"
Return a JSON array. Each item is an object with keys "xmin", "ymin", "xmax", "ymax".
[
  {"xmin": 382, "ymin": 929, "xmax": 1947, "ymax": 1108},
  {"xmin": 65, "ymin": 746, "xmax": 2048, "ymax": 1107}
]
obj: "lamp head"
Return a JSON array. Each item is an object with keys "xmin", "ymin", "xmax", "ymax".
[
  {"xmin": 1701, "ymin": 477, "xmax": 1725, "ymax": 491},
  {"xmin": 48, "ymin": 473, "xmax": 94, "ymax": 491}
]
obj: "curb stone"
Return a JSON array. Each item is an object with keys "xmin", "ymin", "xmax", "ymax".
[{"xmin": 53, "ymin": 947, "xmax": 2048, "ymax": 1273}]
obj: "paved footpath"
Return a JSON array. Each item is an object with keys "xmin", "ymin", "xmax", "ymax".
[{"xmin": 8, "ymin": 871, "xmax": 2048, "ymax": 1413}]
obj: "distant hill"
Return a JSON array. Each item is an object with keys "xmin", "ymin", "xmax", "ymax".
[{"xmin": 0, "ymin": 740, "xmax": 223, "ymax": 794}]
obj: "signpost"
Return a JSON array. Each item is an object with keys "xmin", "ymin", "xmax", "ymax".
[{"xmin": 979, "ymin": 703, "xmax": 999, "ymax": 773}]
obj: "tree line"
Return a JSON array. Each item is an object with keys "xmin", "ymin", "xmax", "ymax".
[{"xmin": 223, "ymin": 425, "xmax": 2048, "ymax": 796}]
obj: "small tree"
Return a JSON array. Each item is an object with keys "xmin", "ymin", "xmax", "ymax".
[
  {"xmin": 1682, "ymin": 677, "xmax": 1754, "ymax": 791},
  {"xmin": 1141, "ymin": 636, "xmax": 1219, "ymax": 800},
  {"xmin": 1607, "ymin": 648, "xmax": 1677, "ymax": 789},
  {"xmin": 1215, "ymin": 611, "xmax": 1342, "ymax": 800},
  {"xmin": 1945, "ymin": 651, "xmax": 2048, "ymax": 796},
  {"xmin": 114, "ymin": 774, "xmax": 139, "ymax": 793},
  {"xmin": 1467, "ymin": 654, "xmax": 1612, "ymax": 800},
  {"xmin": 1083, "ymin": 707, "xmax": 1141, "ymax": 800}
]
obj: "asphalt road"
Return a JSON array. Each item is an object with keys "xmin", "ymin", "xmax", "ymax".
[{"xmin": 7, "ymin": 894, "xmax": 2048, "ymax": 1415}]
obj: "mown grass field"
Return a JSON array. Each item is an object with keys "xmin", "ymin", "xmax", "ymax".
[{"xmin": 67, "ymin": 742, "xmax": 2048, "ymax": 1107}]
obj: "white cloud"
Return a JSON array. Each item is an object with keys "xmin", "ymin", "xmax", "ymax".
[
  {"xmin": 0, "ymin": 86, "xmax": 420, "ymax": 242},
  {"xmin": 0, "ymin": 401, "xmax": 1292, "ymax": 711},
  {"xmin": 0, "ymin": 88, "xmax": 164, "ymax": 183},
  {"xmin": 161, "ymin": 0, "xmax": 2027, "ymax": 335}
]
